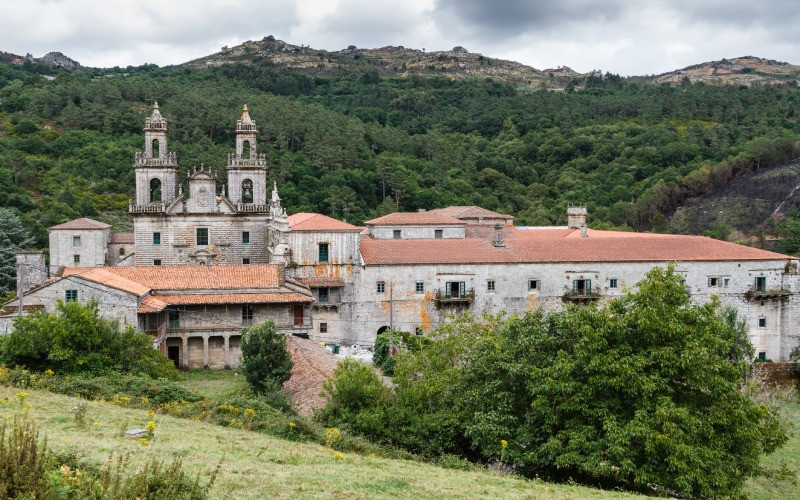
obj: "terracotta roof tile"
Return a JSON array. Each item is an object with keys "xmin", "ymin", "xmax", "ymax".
[
  {"xmin": 360, "ymin": 235, "xmax": 793, "ymax": 265},
  {"xmin": 109, "ymin": 232, "xmax": 134, "ymax": 244},
  {"xmin": 65, "ymin": 268, "xmax": 151, "ymax": 295},
  {"xmin": 364, "ymin": 212, "xmax": 465, "ymax": 226},
  {"xmin": 298, "ymin": 277, "xmax": 346, "ymax": 287},
  {"xmin": 429, "ymin": 206, "xmax": 514, "ymax": 220},
  {"xmin": 49, "ymin": 218, "xmax": 111, "ymax": 230},
  {"xmin": 62, "ymin": 264, "xmax": 284, "ymax": 291},
  {"xmin": 288, "ymin": 213, "xmax": 361, "ymax": 232},
  {"xmin": 153, "ymin": 293, "xmax": 313, "ymax": 306},
  {"xmin": 138, "ymin": 296, "xmax": 168, "ymax": 313}
]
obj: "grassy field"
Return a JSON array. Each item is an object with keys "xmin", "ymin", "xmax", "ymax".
[
  {"xmin": 0, "ymin": 386, "xmax": 640, "ymax": 499},
  {"xmin": 180, "ymin": 368, "xmax": 246, "ymax": 400}
]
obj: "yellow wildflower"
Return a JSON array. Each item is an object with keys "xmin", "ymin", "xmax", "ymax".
[
  {"xmin": 146, "ymin": 420, "xmax": 156, "ymax": 433},
  {"xmin": 15, "ymin": 392, "xmax": 27, "ymax": 404},
  {"xmin": 289, "ymin": 422, "xmax": 296, "ymax": 429},
  {"xmin": 335, "ymin": 452, "xmax": 345, "ymax": 461},
  {"xmin": 244, "ymin": 408, "xmax": 255, "ymax": 419},
  {"xmin": 44, "ymin": 369, "xmax": 54, "ymax": 376},
  {"xmin": 500, "ymin": 439, "xmax": 508, "ymax": 449},
  {"xmin": 138, "ymin": 437, "xmax": 149, "ymax": 446}
]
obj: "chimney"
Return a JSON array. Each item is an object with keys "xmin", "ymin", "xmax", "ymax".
[
  {"xmin": 492, "ymin": 222, "xmax": 505, "ymax": 247},
  {"xmin": 580, "ymin": 224, "xmax": 588, "ymax": 238},
  {"xmin": 567, "ymin": 205, "xmax": 587, "ymax": 229}
]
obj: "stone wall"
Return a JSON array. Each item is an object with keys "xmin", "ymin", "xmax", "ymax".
[
  {"xmin": 346, "ymin": 259, "xmax": 800, "ymax": 361},
  {"xmin": 368, "ymin": 225, "xmax": 465, "ymax": 239}
]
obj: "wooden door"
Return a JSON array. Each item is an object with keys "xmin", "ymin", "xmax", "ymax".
[{"xmin": 293, "ymin": 305, "xmax": 304, "ymax": 326}]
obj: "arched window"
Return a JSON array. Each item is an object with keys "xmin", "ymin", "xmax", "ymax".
[
  {"xmin": 242, "ymin": 140, "xmax": 251, "ymax": 159},
  {"xmin": 119, "ymin": 247, "xmax": 125, "ymax": 256},
  {"xmin": 149, "ymin": 178, "xmax": 162, "ymax": 204},
  {"xmin": 152, "ymin": 138, "xmax": 160, "ymax": 158},
  {"xmin": 241, "ymin": 179, "xmax": 253, "ymax": 204}
]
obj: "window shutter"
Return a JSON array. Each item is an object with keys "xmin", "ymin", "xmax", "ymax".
[
  {"xmin": 459, "ymin": 282, "xmax": 466, "ymax": 298},
  {"xmin": 572, "ymin": 280, "xmax": 578, "ymax": 296},
  {"xmin": 586, "ymin": 279, "xmax": 592, "ymax": 295},
  {"xmin": 445, "ymin": 282, "xmax": 452, "ymax": 299}
]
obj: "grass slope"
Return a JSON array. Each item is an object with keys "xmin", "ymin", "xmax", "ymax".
[{"xmin": 0, "ymin": 386, "xmax": 638, "ymax": 499}]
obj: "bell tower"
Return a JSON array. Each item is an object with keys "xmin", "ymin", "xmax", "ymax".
[
  {"xmin": 226, "ymin": 104, "xmax": 268, "ymax": 207},
  {"xmin": 132, "ymin": 102, "xmax": 178, "ymax": 209}
]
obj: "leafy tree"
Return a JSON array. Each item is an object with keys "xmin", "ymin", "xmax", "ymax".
[
  {"xmin": 0, "ymin": 208, "xmax": 34, "ymax": 296},
  {"xmin": 240, "ymin": 319, "xmax": 293, "ymax": 394},
  {"xmin": 353, "ymin": 266, "xmax": 787, "ymax": 497},
  {"xmin": 2, "ymin": 300, "xmax": 177, "ymax": 378},
  {"xmin": 317, "ymin": 358, "xmax": 392, "ymax": 436},
  {"xmin": 777, "ymin": 212, "xmax": 800, "ymax": 256}
]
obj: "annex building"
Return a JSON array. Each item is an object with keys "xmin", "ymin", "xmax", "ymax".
[{"xmin": 2, "ymin": 104, "xmax": 799, "ymax": 366}]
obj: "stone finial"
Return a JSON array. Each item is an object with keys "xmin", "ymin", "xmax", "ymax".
[
  {"xmin": 151, "ymin": 101, "xmax": 161, "ymax": 119},
  {"xmin": 241, "ymin": 104, "xmax": 252, "ymax": 123},
  {"xmin": 492, "ymin": 222, "xmax": 505, "ymax": 247},
  {"xmin": 271, "ymin": 181, "xmax": 281, "ymax": 202},
  {"xmin": 580, "ymin": 224, "xmax": 588, "ymax": 238}
]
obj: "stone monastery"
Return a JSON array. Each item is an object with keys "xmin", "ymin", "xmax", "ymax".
[{"xmin": 2, "ymin": 103, "xmax": 800, "ymax": 368}]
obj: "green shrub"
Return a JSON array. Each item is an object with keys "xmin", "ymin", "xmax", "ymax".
[
  {"xmin": 240, "ymin": 319, "xmax": 293, "ymax": 395},
  {"xmin": 318, "ymin": 358, "xmax": 392, "ymax": 438},
  {"xmin": 2, "ymin": 300, "xmax": 178, "ymax": 379}
]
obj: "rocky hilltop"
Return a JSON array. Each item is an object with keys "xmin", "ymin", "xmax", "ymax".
[
  {"xmin": 0, "ymin": 50, "xmax": 80, "ymax": 68},
  {"xmin": 652, "ymin": 56, "xmax": 799, "ymax": 86},
  {"xmin": 182, "ymin": 36, "xmax": 570, "ymax": 88}
]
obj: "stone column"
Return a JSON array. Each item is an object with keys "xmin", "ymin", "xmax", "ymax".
[
  {"xmin": 203, "ymin": 334, "xmax": 209, "ymax": 369},
  {"xmin": 223, "ymin": 334, "xmax": 231, "ymax": 370},
  {"xmin": 181, "ymin": 334, "xmax": 189, "ymax": 369}
]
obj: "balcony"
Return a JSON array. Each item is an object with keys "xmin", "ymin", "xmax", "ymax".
[
  {"xmin": 227, "ymin": 153, "xmax": 267, "ymax": 168},
  {"xmin": 130, "ymin": 201, "xmax": 165, "ymax": 213},
  {"xmin": 744, "ymin": 288, "xmax": 791, "ymax": 302},
  {"xmin": 562, "ymin": 289, "xmax": 602, "ymax": 303},
  {"xmin": 236, "ymin": 203, "xmax": 270, "ymax": 213},
  {"xmin": 434, "ymin": 289, "xmax": 475, "ymax": 305},
  {"xmin": 135, "ymin": 151, "xmax": 177, "ymax": 167}
]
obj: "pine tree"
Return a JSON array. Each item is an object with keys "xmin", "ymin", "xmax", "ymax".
[{"xmin": 0, "ymin": 208, "xmax": 34, "ymax": 296}]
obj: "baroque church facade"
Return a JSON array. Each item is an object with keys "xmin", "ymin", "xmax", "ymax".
[{"xmin": 130, "ymin": 103, "xmax": 290, "ymax": 267}]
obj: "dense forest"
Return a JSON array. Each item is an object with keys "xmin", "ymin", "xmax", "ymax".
[{"xmin": 1, "ymin": 59, "xmax": 800, "ymax": 249}]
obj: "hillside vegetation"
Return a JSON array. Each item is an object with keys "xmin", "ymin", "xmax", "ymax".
[
  {"xmin": 0, "ymin": 386, "xmax": 639, "ymax": 499},
  {"xmin": 1, "ymin": 55, "xmax": 799, "ymax": 251}
]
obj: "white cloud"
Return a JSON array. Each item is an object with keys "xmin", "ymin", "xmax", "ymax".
[{"xmin": 0, "ymin": 0, "xmax": 797, "ymax": 74}]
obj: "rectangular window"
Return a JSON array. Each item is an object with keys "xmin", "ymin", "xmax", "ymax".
[
  {"xmin": 73, "ymin": 255, "xmax": 80, "ymax": 265},
  {"xmin": 168, "ymin": 309, "xmax": 179, "ymax": 329},
  {"xmin": 242, "ymin": 231, "xmax": 250, "ymax": 244},
  {"xmin": 434, "ymin": 229, "xmax": 443, "ymax": 239},
  {"xmin": 393, "ymin": 229, "xmax": 402, "ymax": 239},
  {"xmin": 415, "ymin": 282, "xmax": 424, "ymax": 293},
  {"xmin": 755, "ymin": 276, "xmax": 767, "ymax": 292},
  {"xmin": 487, "ymin": 280, "xmax": 496, "ymax": 291},
  {"xmin": 153, "ymin": 259, "xmax": 162, "ymax": 266},
  {"xmin": 242, "ymin": 258, "xmax": 250, "ymax": 265},
  {"xmin": 153, "ymin": 232, "xmax": 161, "ymax": 245},
  {"xmin": 723, "ymin": 278, "xmax": 730, "ymax": 287},
  {"xmin": 242, "ymin": 306, "xmax": 253, "ymax": 326},
  {"xmin": 196, "ymin": 228, "xmax": 209, "ymax": 246},
  {"xmin": 318, "ymin": 287, "xmax": 329, "ymax": 303},
  {"xmin": 528, "ymin": 279, "xmax": 540, "ymax": 291},
  {"xmin": 758, "ymin": 317, "xmax": 767, "ymax": 329},
  {"xmin": 377, "ymin": 281, "xmax": 385, "ymax": 293},
  {"xmin": 72, "ymin": 236, "xmax": 81, "ymax": 247},
  {"xmin": 758, "ymin": 351, "xmax": 767, "ymax": 361},
  {"xmin": 708, "ymin": 277, "xmax": 719, "ymax": 287},
  {"xmin": 318, "ymin": 243, "xmax": 329, "ymax": 262},
  {"xmin": 609, "ymin": 278, "xmax": 618, "ymax": 289},
  {"xmin": 65, "ymin": 289, "xmax": 78, "ymax": 302},
  {"xmin": 320, "ymin": 322, "xmax": 328, "ymax": 334}
]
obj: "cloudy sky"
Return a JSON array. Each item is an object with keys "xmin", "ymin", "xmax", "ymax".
[{"xmin": 1, "ymin": 0, "xmax": 798, "ymax": 75}]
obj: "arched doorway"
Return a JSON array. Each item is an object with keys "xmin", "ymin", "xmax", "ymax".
[
  {"xmin": 152, "ymin": 138, "xmax": 160, "ymax": 158},
  {"xmin": 242, "ymin": 140, "xmax": 251, "ymax": 159},
  {"xmin": 149, "ymin": 178, "xmax": 162, "ymax": 203}
]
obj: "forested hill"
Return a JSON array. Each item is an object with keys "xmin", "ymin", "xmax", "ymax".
[{"xmin": 0, "ymin": 57, "xmax": 799, "ymax": 251}]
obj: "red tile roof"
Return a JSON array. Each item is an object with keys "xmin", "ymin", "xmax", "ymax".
[
  {"xmin": 288, "ymin": 213, "xmax": 361, "ymax": 232},
  {"xmin": 63, "ymin": 264, "xmax": 284, "ymax": 291},
  {"xmin": 364, "ymin": 212, "xmax": 465, "ymax": 226},
  {"xmin": 298, "ymin": 277, "xmax": 346, "ymax": 287},
  {"xmin": 509, "ymin": 227, "xmax": 677, "ymax": 239},
  {"xmin": 429, "ymin": 206, "xmax": 514, "ymax": 220},
  {"xmin": 360, "ymin": 235, "xmax": 793, "ymax": 265},
  {"xmin": 153, "ymin": 293, "xmax": 313, "ymax": 306},
  {"xmin": 138, "ymin": 296, "xmax": 169, "ymax": 313},
  {"xmin": 49, "ymin": 218, "xmax": 111, "ymax": 230},
  {"xmin": 109, "ymin": 232, "xmax": 134, "ymax": 244}
]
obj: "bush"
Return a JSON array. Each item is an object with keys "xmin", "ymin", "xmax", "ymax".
[
  {"xmin": 0, "ymin": 417, "xmax": 52, "ymax": 498},
  {"xmin": 1, "ymin": 300, "xmax": 178, "ymax": 379},
  {"xmin": 318, "ymin": 358, "xmax": 392, "ymax": 437},
  {"xmin": 240, "ymin": 319, "xmax": 293, "ymax": 395}
]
